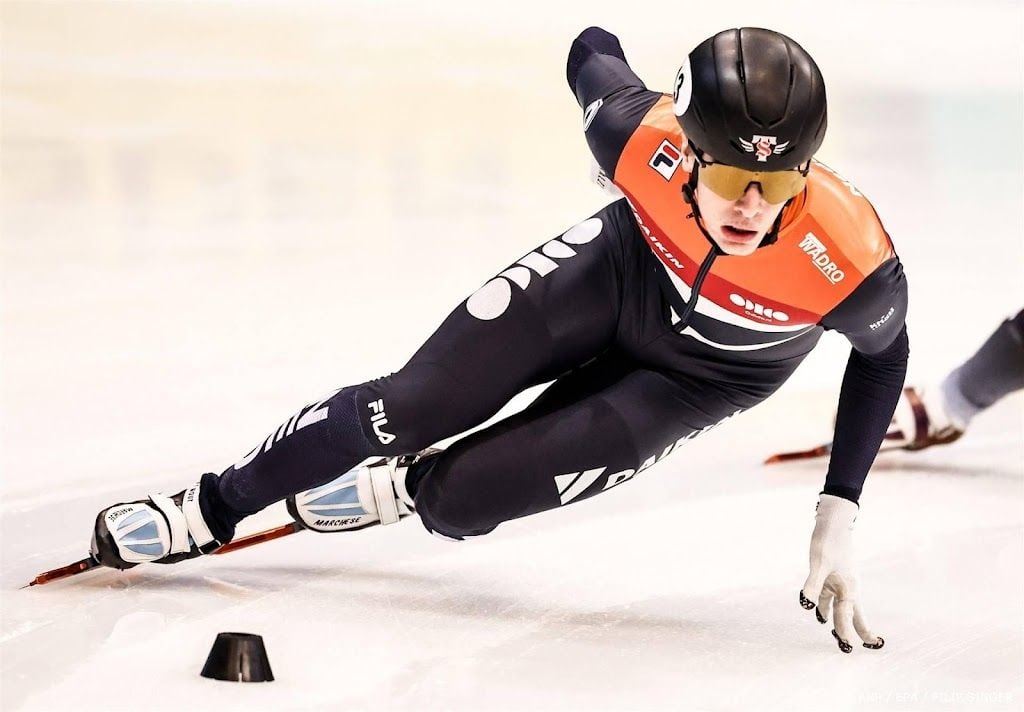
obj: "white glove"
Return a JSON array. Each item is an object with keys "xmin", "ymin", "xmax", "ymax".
[{"xmin": 800, "ymin": 494, "xmax": 885, "ymax": 653}]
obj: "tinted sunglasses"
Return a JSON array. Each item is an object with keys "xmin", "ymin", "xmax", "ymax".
[{"xmin": 696, "ymin": 155, "xmax": 809, "ymax": 204}]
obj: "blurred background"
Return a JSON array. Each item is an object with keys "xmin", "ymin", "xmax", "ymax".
[
  {"xmin": 3, "ymin": 1, "xmax": 1022, "ymax": 501},
  {"xmin": 2, "ymin": 3, "xmax": 1022, "ymax": 710},
  {"xmin": 2, "ymin": 0, "xmax": 1022, "ymax": 502}
]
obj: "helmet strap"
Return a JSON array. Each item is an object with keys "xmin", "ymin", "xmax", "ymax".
[
  {"xmin": 759, "ymin": 211, "xmax": 783, "ymax": 248},
  {"xmin": 681, "ymin": 165, "xmax": 722, "ymax": 253}
]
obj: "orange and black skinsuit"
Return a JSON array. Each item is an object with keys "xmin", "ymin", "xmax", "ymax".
[{"xmin": 203, "ymin": 27, "xmax": 909, "ymax": 542}]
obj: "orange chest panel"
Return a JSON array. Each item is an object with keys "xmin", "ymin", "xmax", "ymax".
[{"xmin": 614, "ymin": 97, "xmax": 894, "ymax": 325}]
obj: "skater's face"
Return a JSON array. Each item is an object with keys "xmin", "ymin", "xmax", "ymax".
[{"xmin": 681, "ymin": 145, "xmax": 792, "ymax": 257}]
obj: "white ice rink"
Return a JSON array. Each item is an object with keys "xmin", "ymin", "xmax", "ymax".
[{"xmin": 2, "ymin": 2, "xmax": 1023, "ymax": 710}]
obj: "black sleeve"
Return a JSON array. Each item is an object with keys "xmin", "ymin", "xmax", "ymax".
[
  {"xmin": 567, "ymin": 27, "xmax": 662, "ymax": 179},
  {"xmin": 819, "ymin": 257, "xmax": 910, "ymax": 502}
]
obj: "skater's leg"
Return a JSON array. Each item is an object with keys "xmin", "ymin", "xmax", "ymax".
[
  {"xmin": 408, "ymin": 357, "xmax": 740, "ymax": 540},
  {"xmin": 216, "ymin": 208, "xmax": 627, "ymax": 519},
  {"xmin": 90, "ymin": 206, "xmax": 635, "ymax": 568}
]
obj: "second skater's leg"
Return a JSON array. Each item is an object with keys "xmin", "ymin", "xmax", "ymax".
[{"xmin": 941, "ymin": 309, "xmax": 1024, "ymax": 429}]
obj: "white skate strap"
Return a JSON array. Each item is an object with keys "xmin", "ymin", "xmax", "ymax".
[
  {"xmin": 149, "ymin": 481, "xmax": 216, "ymax": 554},
  {"xmin": 180, "ymin": 481, "xmax": 216, "ymax": 548},
  {"xmin": 149, "ymin": 493, "xmax": 191, "ymax": 555},
  {"xmin": 392, "ymin": 459, "xmax": 415, "ymax": 510},
  {"xmin": 368, "ymin": 461, "xmax": 401, "ymax": 525}
]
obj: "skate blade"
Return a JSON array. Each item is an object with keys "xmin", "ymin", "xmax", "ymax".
[{"xmin": 23, "ymin": 556, "xmax": 100, "ymax": 587}]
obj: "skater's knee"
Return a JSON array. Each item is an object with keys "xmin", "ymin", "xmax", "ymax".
[
  {"xmin": 413, "ymin": 465, "xmax": 500, "ymax": 541},
  {"xmin": 416, "ymin": 505, "xmax": 498, "ymax": 541}
]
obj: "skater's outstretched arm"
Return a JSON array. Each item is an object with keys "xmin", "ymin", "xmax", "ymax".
[
  {"xmin": 820, "ymin": 256, "xmax": 910, "ymax": 503},
  {"xmin": 799, "ymin": 256, "xmax": 907, "ymax": 653}
]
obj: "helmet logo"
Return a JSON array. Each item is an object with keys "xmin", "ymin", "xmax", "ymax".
[
  {"xmin": 739, "ymin": 135, "xmax": 790, "ymax": 162},
  {"xmin": 672, "ymin": 58, "xmax": 692, "ymax": 116}
]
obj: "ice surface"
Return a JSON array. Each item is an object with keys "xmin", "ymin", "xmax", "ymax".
[
  {"xmin": 2, "ymin": 2, "xmax": 1022, "ymax": 710},
  {"xmin": 2, "ymin": 405, "xmax": 1022, "ymax": 711}
]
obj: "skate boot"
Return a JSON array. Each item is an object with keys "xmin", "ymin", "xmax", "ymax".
[
  {"xmin": 888, "ymin": 386, "xmax": 965, "ymax": 451},
  {"xmin": 90, "ymin": 473, "xmax": 234, "ymax": 570},
  {"xmin": 286, "ymin": 449, "xmax": 441, "ymax": 533}
]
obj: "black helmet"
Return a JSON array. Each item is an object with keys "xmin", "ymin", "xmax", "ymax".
[{"xmin": 673, "ymin": 28, "xmax": 827, "ymax": 171}]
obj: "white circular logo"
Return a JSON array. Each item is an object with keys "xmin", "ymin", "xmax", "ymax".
[
  {"xmin": 672, "ymin": 57, "xmax": 692, "ymax": 117},
  {"xmin": 561, "ymin": 217, "xmax": 603, "ymax": 245},
  {"xmin": 465, "ymin": 218, "xmax": 604, "ymax": 321},
  {"xmin": 467, "ymin": 278, "xmax": 512, "ymax": 321}
]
